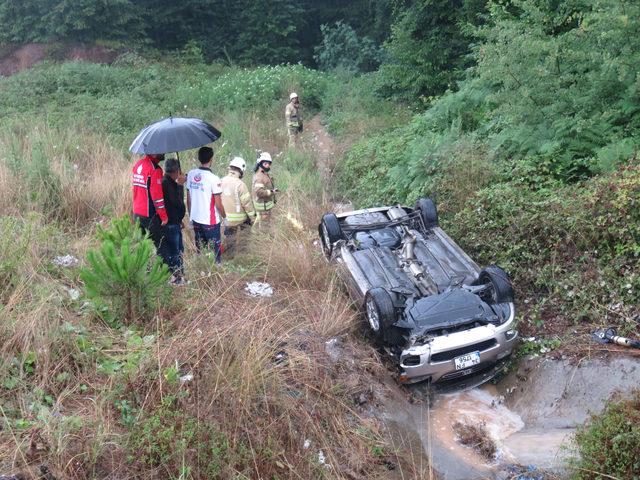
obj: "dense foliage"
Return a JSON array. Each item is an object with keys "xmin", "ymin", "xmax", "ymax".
[
  {"xmin": 338, "ymin": 0, "xmax": 640, "ymax": 204},
  {"xmin": 376, "ymin": 0, "xmax": 486, "ymax": 101}
]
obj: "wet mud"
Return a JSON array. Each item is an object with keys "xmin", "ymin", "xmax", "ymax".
[{"xmin": 381, "ymin": 355, "xmax": 640, "ymax": 479}]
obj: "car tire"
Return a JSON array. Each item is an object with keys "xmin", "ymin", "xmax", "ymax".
[
  {"xmin": 364, "ymin": 287, "xmax": 396, "ymax": 336},
  {"xmin": 319, "ymin": 213, "xmax": 343, "ymax": 257},
  {"xmin": 473, "ymin": 265, "xmax": 514, "ymax": 304},
  {"xmin": 416, "ymin": 198, "xmax": 438, "ymax": 229}
]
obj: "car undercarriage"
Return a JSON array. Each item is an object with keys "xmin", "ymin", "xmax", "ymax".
[{"xmin": 319, "ymin": 199, "xmax": 518, "ymax": 385}]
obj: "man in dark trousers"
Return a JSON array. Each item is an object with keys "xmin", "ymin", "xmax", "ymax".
[
  {"xmin": 132, "ymin": 153, "xmax": 167, "ymax": 251},
  {"xmin": 160, "ymin": 158, "xmax": 187, "ymax": 285}
]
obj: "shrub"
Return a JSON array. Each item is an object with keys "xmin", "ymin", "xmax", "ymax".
[
  {"xmin": 573, "ymin": 391, "xmax": 640, "ymax": 479},
  {"xmin": 447, "ymin": 164, "xmax": 640, "ymax": 336},
  {"xmin": 80, "ymin": 215, "xmax": 170, "ymax": 323}
]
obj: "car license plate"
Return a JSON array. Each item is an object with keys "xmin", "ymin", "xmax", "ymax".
[{"xmin": 454, "ymin": 351, "xmax": 480, "ymax": 370}]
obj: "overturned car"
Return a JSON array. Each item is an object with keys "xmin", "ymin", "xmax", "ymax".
[{"xmin": 319, "ymin": 199, "xmax": 517, "ymax": 386}]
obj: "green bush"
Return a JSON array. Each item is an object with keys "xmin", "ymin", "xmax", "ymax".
[
  {"xmin": 447, "ymin": 165, "xmax": 639, "ymax": 334},
  {"xmin": 573, "ymin": 391, "xmax": 640, "ymax": 479},
  {"xmin": 80, "ymin": 215, "xmax": 170, "ymax": 323},
  {"xmin": 0, "ymin": 62, "xmax": 327, "ymax": 141}
]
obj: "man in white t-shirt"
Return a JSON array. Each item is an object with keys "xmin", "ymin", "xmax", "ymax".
[{"xmin": 186, "ymin": 146, "xmax": 226, "ymax": 263}]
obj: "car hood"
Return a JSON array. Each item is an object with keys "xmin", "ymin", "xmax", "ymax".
[{"xmin": 402, "ymin": 288, "xmax": 498, "ymax": 333}]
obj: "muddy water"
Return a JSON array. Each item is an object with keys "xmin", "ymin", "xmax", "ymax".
[{"xmin": 382, "ymin": 355, "xmax": 640, "ymax": 479}]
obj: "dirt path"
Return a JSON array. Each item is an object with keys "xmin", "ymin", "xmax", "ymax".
[
  {"xmin": 304, "ymin": 115, "xmax": 354, "ymax": 212},
  {"xmin": 305, "ymin": 115, "xmax": 336, "ymax": 184}
]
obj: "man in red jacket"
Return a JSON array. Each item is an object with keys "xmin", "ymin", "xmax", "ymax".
[{"xmin": 132, "ymin": 153, "xmax": 168, "ymax": 250}]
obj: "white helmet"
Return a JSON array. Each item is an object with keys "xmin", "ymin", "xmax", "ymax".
[
  {"xmin": 289, "ymin": 92, "xmax": 298, "ymax": 100},
  {"xmin": 229, "ymin": 156, "xmax": 246, "ymax": 173},
  {"xmin": 257, "ymin": 152, "xmax": 272, "ymax": 163}
]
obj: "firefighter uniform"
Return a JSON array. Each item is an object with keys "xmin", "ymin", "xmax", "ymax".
[
  {"xmin": 285, "ymin": 93, "xmax": 302, "ymax": 141},
  {"xmin": 221, "ymin": 168, "xmax": 255, "ymax": 228},
  {"xmin": 252, "ymin": 169, "xmax": 276, "ymax": 217}
]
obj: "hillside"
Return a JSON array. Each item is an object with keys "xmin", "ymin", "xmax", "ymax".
[{"xmin": 0, "ymin": 1, "xmax": 639, "ymax": 478}]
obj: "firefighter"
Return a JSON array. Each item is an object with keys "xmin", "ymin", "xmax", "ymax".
[
  {"xmin": 221, "ymin": 156, "xmax": 255, "ymax": 251},
  {"xmin": 285, "ymin": 92, "xmax": 302, "ymax": 143},
  {"xmin": 252, "ymin": 152, "xmax": 277, "ymax": 220},
  {"xmin": 132, "ymin": 153, "xmax": 167, "ymax": 251}
]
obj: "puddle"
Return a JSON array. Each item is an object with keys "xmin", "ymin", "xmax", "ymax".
[{"xmin": 381, "ymin": 355, "xmax": 640, "ymax": 479}]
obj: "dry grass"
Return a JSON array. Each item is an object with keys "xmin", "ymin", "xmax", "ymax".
[{"xmin": 0, "ymin": 124, "xmax": 130, "ymax": 225}]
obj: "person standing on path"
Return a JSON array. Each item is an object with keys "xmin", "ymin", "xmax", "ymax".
[
  {"xmin": 186, "ymin": 147, "xmax": 226, "ymax": 263},
  {"xmin": 132, "ymin": 153, "xmax": 167, "ymax": 251},
  {"xmin": 221, "ymin": 156, "xmax": 255, "ymax": 252},
  {"xmin": 252, "ymin": 152, "xmax": 277, "ymax": 221},
  {"xmin": 285, "ymin": 92, "xmax": 302, "ymax": 144},
  {"xmin": 160, "ymin": 158, "xmax": 187, "ymax": 285}
]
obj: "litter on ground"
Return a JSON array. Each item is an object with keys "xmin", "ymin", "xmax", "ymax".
[
  {"xmin": 53, "ymin": 255, "xmax": 79, "ymax": 267},
  {"xmin": 245, "ymin": 282, "xmax": 274, "ymax": 297}
]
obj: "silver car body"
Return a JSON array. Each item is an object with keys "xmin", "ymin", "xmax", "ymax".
[{"xmin": 326, "ymin": 206, "xmax": 518, "ymax": 385}]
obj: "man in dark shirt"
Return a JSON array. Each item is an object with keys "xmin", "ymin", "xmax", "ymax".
[{"xmin": 160, "ymin": 158, "xmax": 187, "ymax": 285}]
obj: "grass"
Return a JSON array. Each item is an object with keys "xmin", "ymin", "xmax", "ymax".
[{"xmin": 0, "ymin": 60, "xmax": 427, "ymax": 479}]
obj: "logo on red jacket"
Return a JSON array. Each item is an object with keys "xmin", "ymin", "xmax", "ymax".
[{"xmin": 137, "ymin": 164, "xmax": 143, "ymax": 174}]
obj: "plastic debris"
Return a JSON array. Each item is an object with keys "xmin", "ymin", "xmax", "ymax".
[
  {"xmin": 66, "ymin": 288, "xmax": 80, "ymax": 301},
  {"xmin": 303, "ymin": 439, "xmax": 311, "ymax": 449},
  {"xmin": 180, "ymin": 373, "xmax": 194, "ymax": 383},
  {"xmin": 53, "ymin": 255, "xmax": 79, "ymax": 267},
  {"xmin": 274, "ymin": 351, "xmax": 288, "ymax": 364},
  {"xmin": 245, "ymin": 282, "xmax": 274, "ymax": 298},
  {"xmin": 325, "ymin": 338, "xmax": 341, "ymax": 362}
]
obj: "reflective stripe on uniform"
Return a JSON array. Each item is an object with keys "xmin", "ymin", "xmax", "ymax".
[
  {"xmin": 226, "ymin": 212, "xmax": 249, "ymax": 222},
  {"xmin": 255, "ymin": 201, "xmax": 275, "ymax": 211}
]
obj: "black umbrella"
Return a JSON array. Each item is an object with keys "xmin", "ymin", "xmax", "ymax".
[{"xmin": 129, "ymin": 117, "xmax": 221, "ymax": 155}]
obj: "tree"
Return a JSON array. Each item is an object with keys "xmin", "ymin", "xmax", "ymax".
[
  {"xmin": 226, "ymin": 0, "xmax": 304, "ymax": 65},
  {"xmin": 0, "ymin": 0, "xmax": 55, "ymax": 43},
  {"xmin": 377, "ymin": 0, "xmax": 486, "ymax": 102},
  {"xmin": 313, "ymin": 21, "xmax": 383, "ymax": 73},
  {"xmin": 45, "ymin": 0, "xmax": 145, "ymax": 43}
]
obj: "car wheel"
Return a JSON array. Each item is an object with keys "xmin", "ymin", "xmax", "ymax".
[
  {"xmin": 319, "ymin": 213, "xmax": 343, "ymax": 257},
  {"xmin": 364, "ymin": 287, "xmax": 396, "ymax": 335},
  {"xmin": 473, "ymin": 265, "xmax": 514, "ymax": 304},
  {"xmin": 416, "ymin": 198, "xmax": 438, "ymax": 229}
]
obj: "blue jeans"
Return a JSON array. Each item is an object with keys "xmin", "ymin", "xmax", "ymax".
[
  {"xmin": 193, "ymin": 221, "xmax": 221, "ymax": 264},
  {"xmin": 159, "ymin": 224, "xmax": 184, "ymax": 274}
]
